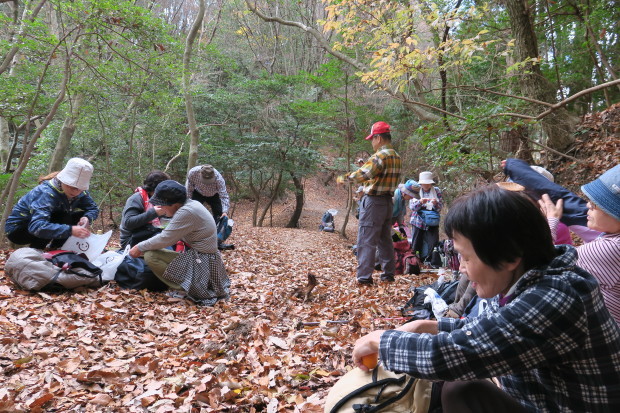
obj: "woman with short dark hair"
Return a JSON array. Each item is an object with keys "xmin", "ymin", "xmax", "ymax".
[
  {"xmin": 119, "ymin": 170, "xmax": 170, "ymax": 249},
  {"xmin": 350, "ymin": 185, "xmax": 620, "ymax": 412}
]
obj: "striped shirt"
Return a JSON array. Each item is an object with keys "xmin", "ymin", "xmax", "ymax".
[
  {"xmin": 185, "ymin": 166, "xmax": 230, "ymax": 213},
  {"xmin": 380, "ymin": 245, "xmax": 620, "ymax": 412},
  {"xmin": 549, "ymin": 219, "xmax": 620, "ymax": 324},
  {"xmin": 348, "ymin": 145, "xmax": 401, "ymax": 196}
]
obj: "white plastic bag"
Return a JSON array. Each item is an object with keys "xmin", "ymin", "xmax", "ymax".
[
  {"xmin": 91, "ymin": 245, "xmax": 130, "ymax": 281},
  {"xmin": 60, "ymin": 230, "xmax": 113, "ymax": 261},
  {"xmin": 423, "ymin": 287, "xmax": 448, "ymax": 319}
]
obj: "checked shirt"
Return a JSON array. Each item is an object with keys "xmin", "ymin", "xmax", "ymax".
[
  {"xmin": 380, "ymin": 245, "xmax": 620, "ymax": 412},
  {"xmin": 348, "ymin": 145, "xmax": 401, "ymax": 197}
]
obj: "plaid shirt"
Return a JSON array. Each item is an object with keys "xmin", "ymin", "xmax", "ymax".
[
  {"xmin": 409, "ymin": 186, "xmax": 443, "ymax": 230},
  {"xmin": 380, "ymin": 245, "xmax": 620, "ymax": 412},
  {"xmin": 348, "ymin": 145, "xmax": 401, "ymax": 196},
  {"xmin": 185, "ymin": 166, "xmax": 230, "ymax": 213}
]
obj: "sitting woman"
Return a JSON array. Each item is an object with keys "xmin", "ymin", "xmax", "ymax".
[
  {"xmin": 5, "ymin": 158, "xmax": 98, "ymax": 249},
  {"xmin": 128, "ymin": 180, "xmax": 230, "ymax": 306},
  {"xmin": 540, "ymin": 164, "xmax": 620, "ymax": 324},
  {"xmin": 351, "ymin": 185, "xmax": 620, "ymax": 412},
  {"xmin": 119, "ymin": 170, "xmax": 170, "ymax": 249}
]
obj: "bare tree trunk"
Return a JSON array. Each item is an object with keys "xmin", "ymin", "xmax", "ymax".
[
  {"xmin": 258, "ymin": 171, "xmax": 282, "ymax": 227},
  {"xmin": 286, "ymin": 174, "xmax": 304, "ymax": 228},
  {"xmin": 48, "ymin": 93, "xmax": 83, "ymax": 172},
  {"xmin": 503, "ymin": 0, "xmax": 577, "ymax": 150},
  {"xmin": 183, "ymin": 0, "xmax": 205, "ymax": 172},
  {"xmin": 1, "ymin": 55, "xmax": 71, "ymax": 243},
  {"xmin": 0, "ymin": 116, "xmax": 9, "ymax": 170},
  {"xmin": 0, "ymin": 0, "xmax": 47, "ymax": 75}
]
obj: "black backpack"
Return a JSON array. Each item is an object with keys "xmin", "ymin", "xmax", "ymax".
[
  {"xmin": 44, "ymin": 250, "xmax": 103, "ymax": 285},
  {"xmin": 401, "ymin": 279, "xmax": 459, "ymax": 320},
  {"xmin": 114, "ymin": 256, "xmax": 168, "ymax": 291}
]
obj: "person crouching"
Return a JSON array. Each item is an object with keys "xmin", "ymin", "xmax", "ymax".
[{"xmin": 128, "ymin": 180, "xmax": 230, "ymax": 306}]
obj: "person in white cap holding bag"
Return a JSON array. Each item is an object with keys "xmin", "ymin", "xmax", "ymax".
[
  {"xmin": 5, "ymin": 158, "xmax": 99, "ymax": 249},
  {"xmin": 409, "ymin": 171, "xmax": 443, "ymax": 262}
]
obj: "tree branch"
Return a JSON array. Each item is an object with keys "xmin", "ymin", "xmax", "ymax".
[{"xmin": 244, "ymin": 0, "xmax": 442, "ymax": 122}]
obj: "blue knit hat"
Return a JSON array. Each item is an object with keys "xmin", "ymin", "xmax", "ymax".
[
  {"xmin": 399, "ymin": 179, "xmax": 421, "ymax": 198},
  {"xmin": 581, "ymin": 164, "xmax": 620, "ymax": 221}
]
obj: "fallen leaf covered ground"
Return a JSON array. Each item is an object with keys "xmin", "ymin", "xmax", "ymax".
[
  {"xmin": 0, "ymin": 224, "xmax": 440, "ymax": 412},
  {"xmin": 2, "ymin": 104, "xmax": 616, "ymax": 412}
]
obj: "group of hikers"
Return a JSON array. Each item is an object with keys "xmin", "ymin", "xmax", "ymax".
[
  {"xmin": 5, "ymin": 159, "xmax": 231, "ymax": 306},
  {"xmin": 4, "ymin": 119, "xmax": 620, "ymax": 411},
  {"xmin": 334, "ymin": 121, "xmax": 620, "ymax": 411}
]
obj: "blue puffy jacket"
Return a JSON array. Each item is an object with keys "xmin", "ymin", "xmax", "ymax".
[
  {"xmin": 5, "ymin": 179, "xmax": 99, "ymax": 240},
  {"xmin": 504, "ymin": 158, "xmax": 588, "ymax": 226}
]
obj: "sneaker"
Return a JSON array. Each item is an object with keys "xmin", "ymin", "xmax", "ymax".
[{"xmin": 357, "ymin": 278, "xmax": 374, "ymax": 285}]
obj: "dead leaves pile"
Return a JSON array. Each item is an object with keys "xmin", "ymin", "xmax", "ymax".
[{"xmin": 0, "ymin": 225, "xmax": 438, "ymax": 412}]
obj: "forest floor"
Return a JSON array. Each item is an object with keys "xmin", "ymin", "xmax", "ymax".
[
  {"xmin": 1, "ymin": 103, "xmax": 618, "ymax": 412},
  {"xmin": 0, "ymin": 174, "xmax": 442, "ymax": 412}
]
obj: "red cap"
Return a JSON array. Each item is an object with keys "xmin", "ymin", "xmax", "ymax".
[{"xmin": 365, "ymin": 121, "xmax": 391, "ymax": 140}]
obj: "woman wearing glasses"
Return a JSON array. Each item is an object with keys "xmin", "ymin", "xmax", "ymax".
[{"xmin": 540, "ymin": 164, "xmax": 620, "ymax": 324}]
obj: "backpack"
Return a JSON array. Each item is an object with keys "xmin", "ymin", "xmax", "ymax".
[
  {"xmin": 324, "ymin": 364, "xmax": 434, "ymax": 413},
  {"xmin": 320, "ymin": 211, "xmax": 335, "ymax": 232},
  {"xmin": 401, "ymin": 279, "xmax": 459, "ymax": 320},
  {"xmin": 114, "ymin": 256, "xmax": 168, "ymax": 291},
  {"xmin": 393, "ymin": 240, "xmax": 410, "ymax": 275},
  {"xmin": 420, "ymin": 209, "xmax": 440, "ymax": 227},
  {"xmin": 6, "ymin": 248, "xmax": 103, "ymax": 291},
  {"xmin": 393, "ymin": 241, "xmax": 420, "ymax": 276},
  {"xmin": 217, "ymin": 216, "xmax": 233, "ymax": 242},
  {"xmin": 441, "ymin": 239, "xmax": 460, "ymax": 272}
]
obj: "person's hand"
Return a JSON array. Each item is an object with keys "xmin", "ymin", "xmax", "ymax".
[
  {"xmin": 221, "ymin": 212, "xmax": 228, "ymax": 218},
  {"xmin": 153, "ymin": 205, "xmax": 166, "ymax": 216},
  {"xmin": 420, "ymin": 198, "xmax": 429, "ymax": 204},
  {"xmin": 396, "ymin": 320, "xmax": 439, "ymax": 334},
  {"xmin": 129, "ymin": 245, "xmax": 143, "ymax": 258},
  {"xmin": 352, "ymin": 330, "xmax": 384, "ymax": 372},
  {"xmin": 538, "ymin": 193, "xmax": 563, "ymax": 220},
  {"xmin": 71, "ymin": 225, "xmax": 90, "ymax": 238},
  {"xmin": 501, "ymin": 159, "xmax": 507, "ymax": 168},
  {"xmin": 78, "ymin": 217, "xmax": 90, "ymax": 227},
  {"xmin": 430, "ymin": 199, "xmax": 438, "ymax": 206}
]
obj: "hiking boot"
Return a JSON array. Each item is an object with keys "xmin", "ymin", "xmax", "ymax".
[
  {"xmin": 356, "ymin": 278, "xmax": 374, "ymax": 286},
  {"xmin": 218, "ymin": 243, "xmax": 235, "ymax": 250},
  {"xmin": 380, "ymin": 274, "xmax": 395, "ymax": 282}
]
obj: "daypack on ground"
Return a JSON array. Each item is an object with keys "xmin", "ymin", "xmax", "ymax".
[
  {"xmin": 401, "ymin": 279, "xmax": 459, "ymax": 320},
  {"xmin": 393, "ymin": 240, "xmax": 421, "ymax": 276},
  {"xmin": 6, "ymin": 248, "xmax": 103, "ymax": 291},
  {"xmin": 114, "ymin": 256, "xmax": 168, "ymax": 291},
  {"xmin": 319, "ymin": 210, "xmax": 335, "ymax": 232}
]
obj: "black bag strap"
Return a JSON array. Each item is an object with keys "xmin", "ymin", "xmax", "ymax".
[
  {"xmin": 330, "ymin": 366, "xmax": 416, "ymax": 413},
  {"xmin": 43, "ymin": 269, "xmax": 63, "ymax": 289}
]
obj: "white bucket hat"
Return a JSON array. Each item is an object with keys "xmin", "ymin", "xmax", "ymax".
[
  {"xmin": 56, "ymin": 158, "xmax": 94, "ymax": 191},
  {"xmin": 418, "ymin": 171, "xmax": 435, "ymax": 184}
]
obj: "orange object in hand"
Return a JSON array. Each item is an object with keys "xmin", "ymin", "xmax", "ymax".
[{"xmin": 361, "ymin": 353, "xmax": 378, "ymax": 370}]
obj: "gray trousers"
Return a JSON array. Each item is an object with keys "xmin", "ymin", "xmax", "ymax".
[{"xmin": 356, "ymin": 195, "xmax": 395, "ymax": 281}]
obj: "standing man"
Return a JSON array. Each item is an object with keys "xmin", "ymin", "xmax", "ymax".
[
  {"xmin": 340, "ymin": 121, "xmax": 402, "ymax": 284},
  {"xmin": 185, "ymin": 164, "xmax": 230, "ymax": 224}
]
